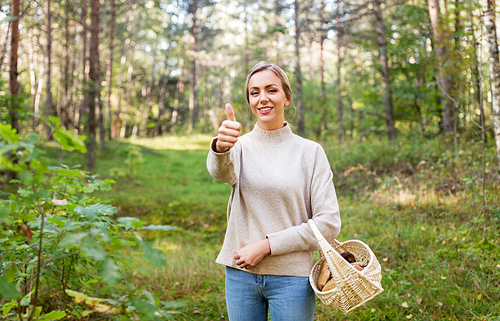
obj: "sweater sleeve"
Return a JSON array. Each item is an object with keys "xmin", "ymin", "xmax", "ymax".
[
  {"xmin": 266, "ymin": 148, "xmax": 341, "ymax": 256},
  {"xmin": 206, "ymin": 137, "xmax": 238, "ymax": 186}
]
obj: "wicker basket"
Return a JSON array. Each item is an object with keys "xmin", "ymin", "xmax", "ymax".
[{"xmin": 308, "ymin": 219, "xmax": 384, "ymax": 314}]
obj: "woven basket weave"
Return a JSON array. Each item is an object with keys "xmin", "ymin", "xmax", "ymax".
[{"xmin": 308, "ymin": 220, "xmax": 384, "ymax": 314}]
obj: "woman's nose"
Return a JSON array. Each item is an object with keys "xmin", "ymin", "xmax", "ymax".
[{"xmin": 260, "ymin": 93, "xmax": 268, "ymax": 103}]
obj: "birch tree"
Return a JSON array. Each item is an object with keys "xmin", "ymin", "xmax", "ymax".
[
  {"xmin": 188, "ymin": 0, "xmax": 199, "ymax": 132},
  {"xmin": 482, "ymin": 0, "xmax": 500, "ymax": 169}
]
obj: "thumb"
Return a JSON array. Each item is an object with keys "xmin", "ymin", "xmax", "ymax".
[{"xmin": 226, "ymin": 103, "xmax": 236, "ymax": 122}]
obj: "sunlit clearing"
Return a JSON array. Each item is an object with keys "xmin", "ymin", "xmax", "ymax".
[
  {"xmin": 153, "ymin": 239, "xmax": 182, "ymax": 253},
  {"xmin": 128, "ymin": 134, "xmax": 213, "ymax": 150},
  {"xmin": 370, "ymin": 188, "xmax": 465, "ymax": 207}
]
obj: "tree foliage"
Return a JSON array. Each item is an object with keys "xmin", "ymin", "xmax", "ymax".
[{"xmin": 0, "ymin": 0, "xmax": 496, "ymax": 144}]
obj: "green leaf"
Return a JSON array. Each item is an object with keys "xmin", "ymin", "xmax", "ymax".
[
  {"xmin": 141, "ymin": 241, "xmax": 166, "ymax": 267},
  {"xmin": 75, "ymin": 204, "xmax": 116, "ymax": 222},
  {"xmin": 48, "ymin": 166, "xmax": 87, "ymax": 177},
  {"xmin": 47, "ymin": 217, "xmax": 66, "ymax": 228},
  {"xmin": 48, "ymin": 116, "xmax": 61, "ymax": 127},
  {"xmin": 53, "ymin": 128, "xmax": 87, "ymax": 153},
  {"xmin": 0, "ymin": 275, "xmax": 21, "ymax": 299},
  {"xmin": 0, "ymin": 15, "xmax": 21, "ymax": 23},
  {"xmin": 101, "ymin": 258, "xmax": 121, "ymax": 285},
  {"xmin": 0, "ymin": 124, "xmax": 18, "ymax": 143},
  {"xmin": 20, "ymin": 291, "xmax": 33, "ymax": 306},
  {"xmin": 0, "ymin": 206, "xmax": 12, "ymax": 224},
  {"xmin": 2, "ymin": 300, "xmax": 17, "ymax": 316},
  {"xmin": 59, "ymin": 232, "xmax": 87, "ymax": 247},
  {"xmin": 116, "ymin": 217, "xmax": 144, "ymax": 229},
  {"xmin": 37, "ymin": 310, "xmax": 67, "ymax": 320},
  {"xmin": 19, "ymin": 169, "xmax": 33, "ymax": 186},
  {"xmin": 81, "ymin": 244, "xmax": 106, "ymax": 261}
]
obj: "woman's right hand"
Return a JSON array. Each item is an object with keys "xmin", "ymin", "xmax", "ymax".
[{"xmin": 215, "ymin": 103, "xmax": 242, "ymax": 153}]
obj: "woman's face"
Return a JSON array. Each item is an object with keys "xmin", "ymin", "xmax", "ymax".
[{"xmin": 248, "ymin": 70, "xmax": 290, "ymax": 131}]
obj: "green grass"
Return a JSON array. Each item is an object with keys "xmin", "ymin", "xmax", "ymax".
[{"xmin": 45, "ymin": 135, "xmax": 500, "ymax": 321}]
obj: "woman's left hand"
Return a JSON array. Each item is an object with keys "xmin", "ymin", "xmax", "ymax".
[{"xmin": 234, "ymin": 238, "xmax": 271, "ymax": 269}]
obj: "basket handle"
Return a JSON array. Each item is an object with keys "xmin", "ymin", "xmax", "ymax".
[
  {"xmin": 308, "ymin": 219, "xmax": 347, "ymax": 285},
  {"xmin": 308, "ymin": 219, "xmax": 340, "ymax": 252}
]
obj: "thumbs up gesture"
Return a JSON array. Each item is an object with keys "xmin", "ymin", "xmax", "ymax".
[{"xmin": 215, "ymin": 103, "xmax": 242, "ymax": 153}]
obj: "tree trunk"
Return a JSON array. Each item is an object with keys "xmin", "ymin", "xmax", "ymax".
[
  {"xmin": 294, "ymin": 0, "xmax": 305, "ymax": 135},
  {"xmin": 113, "ymin": 1, "xmax": 133, "ymax": 139},
  {"xmin": 374, "ymin": 0, "xmax": 395, "ymax": 140},
  {"xmin": 319, "ymin": 0, "xmax": 328, "ymax": 139},
  {"xmin": 106, "ymin": 0, "xmax": 116, "ymax": 140},
  {"xmin": 80, "ymin": 0, "xmax": 89, "ymax": 132},
  {"xmin": 45, "ymin": 0, "xmax": 54, "ymax": 137},
  {"xmin": 188, "ymin": 0, "xmax": 199, "ymax": 132},
  {"xmin": 428, "ymin": 0, "xmax": 454, "ymax": 134},
  {"xmin": 98, "ymin": 88, "xmax": 105, "ymax": 148},
  {"xmin": 482, "ymin": 0, "xmax": 500, "ymax": 170},
  {"xmin": 85, "ymin": 0, "xmax": 100, "ymax": 172},
  {"xmin": 244, "ymin": 0, "xmax": 252, "ymax": 131},
  {"xmin": 10, "ymin": 0, "xmax": 20, "ymax": 132},
  {"xmin": 62, "ymin": 0, "xmax": 71, "ymax": 129},
  {"xmin": 469, "ymin": 1, "xmax": 482, "ymax": 109},
  {"xmin": 29, "ymin": 28, "xmax": 39, "ymax": 129},
  {"xmin": 336, "ymin": 1, "xmax": 345, "ymax": 142}
]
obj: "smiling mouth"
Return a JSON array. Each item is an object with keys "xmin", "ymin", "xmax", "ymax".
[{"xmin": 258, "ymin": 106, "xmax": 273, "ymax": 111}]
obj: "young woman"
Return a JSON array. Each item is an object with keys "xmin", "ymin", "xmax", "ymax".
[{"xmin": 207, "ymin": 61, "xmax": 341, "ymax": 321}]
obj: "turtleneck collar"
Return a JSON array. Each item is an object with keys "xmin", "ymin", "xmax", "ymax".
[{"xmin": 248, "ymin": 122, "xmax": 294, "ymax": 146}]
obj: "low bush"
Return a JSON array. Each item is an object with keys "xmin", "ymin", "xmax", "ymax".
[{"xmin": 0, "ymin": 119, "xmax": 180, "ymax": 320}]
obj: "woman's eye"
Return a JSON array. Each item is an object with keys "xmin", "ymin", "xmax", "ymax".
[
  {"xmin": 269, "ymin": 89, "xmax": 277, "ymax": 93},
  {"xmin": 251, "ymin": 91, "xmax": 259, "ymax": 96}
]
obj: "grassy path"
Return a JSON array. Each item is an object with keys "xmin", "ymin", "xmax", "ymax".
[{"xmin": 64, "ymin": 135, "xmax": 500, "ymax": 321}]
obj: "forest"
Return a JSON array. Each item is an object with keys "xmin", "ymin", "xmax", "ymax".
[{"xmin": 1, "ymin": 0, "xmax": 500, "ymax": 320}]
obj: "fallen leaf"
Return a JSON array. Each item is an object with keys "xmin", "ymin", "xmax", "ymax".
[
  {"xmin": 441, "ymin": 276, "xmax": 447, "ymax": 280},
  {"xmin": 193, "ymin": 309, "xmax": 201, "ymax": 314},
  {"xmin": 477, "ymin": 294, "xmax": 482, "ymax": 300},
  {"xmin": 383, "ymin": 257, "xmax": 388, "ymax": 262},
  {"xmin": 371, "ymin": 309, "xmax": 376, "ymax": 313},
  {"xmin": 52, "ymin": 198, "xmax": 69, "ymax": 205},
  {"xmin": 437, "ymin": 302, "xmax": 443, "ymax": 306},
  {"xmin": 421, "ymin": 226, "xmax": 426, "ymax": 231},
  {"xmin": 402, "ymin": 302, "xmax": 409, "ymax": 308},
  {"xmin": 432, "ymin": 315, "xmax": 437, "ymax": 319},
  {"xmin": 93, "ymin": 303, "xmax": 115, "ymax": 313},
  {"xmin": 416, "ymin": 298, "xmax": 422, "ymax": 304},
  {"xmin": 406, "ymin": 314, "xmax": 413, "ymax": 319}
]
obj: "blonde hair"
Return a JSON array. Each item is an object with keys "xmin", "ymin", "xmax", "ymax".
[{"xmin": 244, "ymin": 61, "xmax": 293, "ymax": 105}]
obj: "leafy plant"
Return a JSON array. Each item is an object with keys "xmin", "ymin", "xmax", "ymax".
[{"xmin": 0, "ymin": 120, "xmax": 179, "ymax": 320}]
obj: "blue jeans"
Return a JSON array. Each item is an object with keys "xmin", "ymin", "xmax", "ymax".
[{"xmin": 225, "ymin": 267, "xmax": 315, "ymax": 321}]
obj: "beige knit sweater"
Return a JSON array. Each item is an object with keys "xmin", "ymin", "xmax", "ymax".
[{"xmin": 207, "ymin": 123, "xmax": 341, "ymax": 277}]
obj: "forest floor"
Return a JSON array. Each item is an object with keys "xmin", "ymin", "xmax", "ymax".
[{"xmin": 49, "ymin": 134, "xmax": 500, "ymax": 321}]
